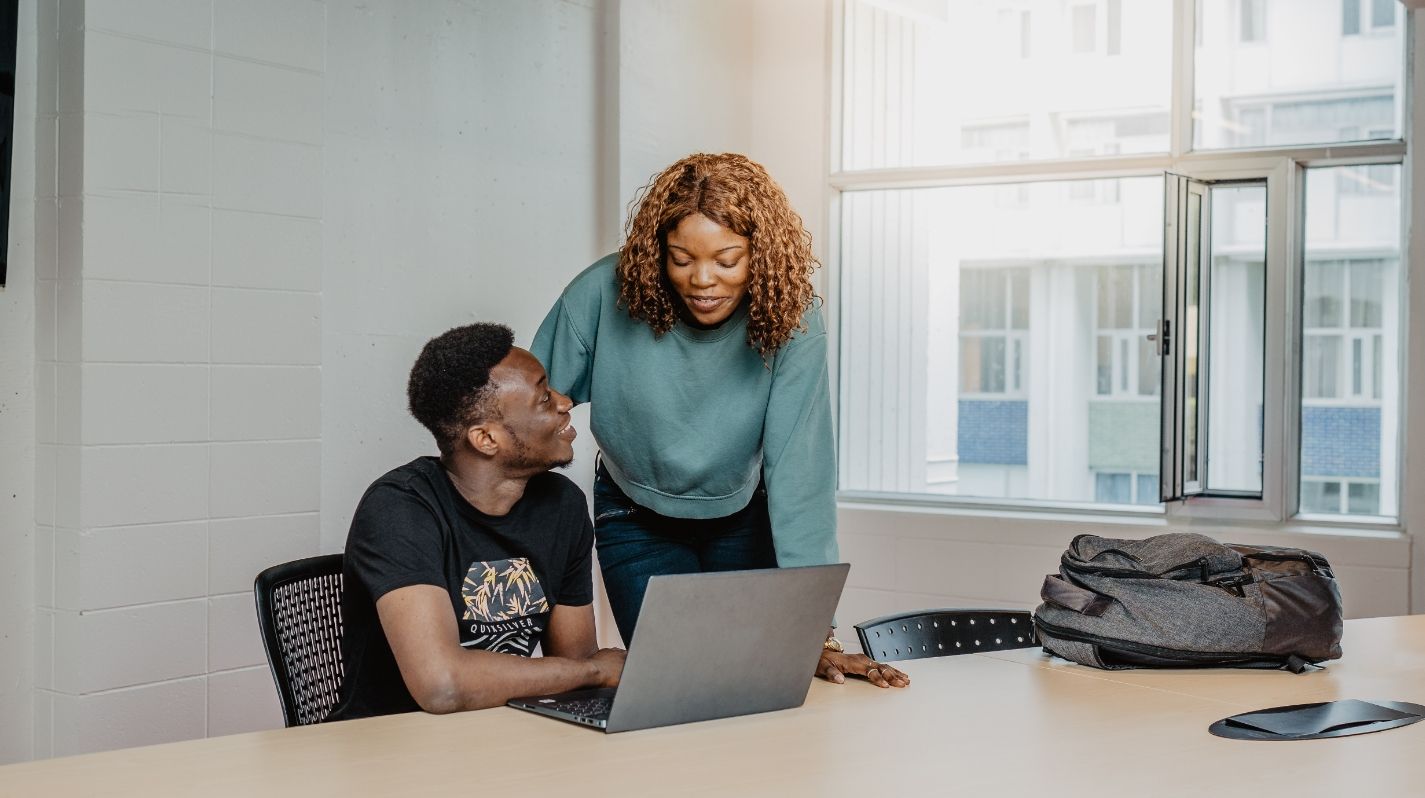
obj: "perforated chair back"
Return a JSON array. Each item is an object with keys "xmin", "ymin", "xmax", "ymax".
[
  {"xmin": 254, "ymin": 554, "xmax": 345, "ymax": 727},
  {"xmin": 855, "ymin": 609, "xmax": 1036, "ymax": 662}
]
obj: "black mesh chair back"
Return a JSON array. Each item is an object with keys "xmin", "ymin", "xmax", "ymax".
[
  {"xmin": 855, "ymin": 609, "xmax": 1036, "ymax": 662},
  {"xmin": 254, "ymin": 554, "xmax": 345, "ymax": 727}
]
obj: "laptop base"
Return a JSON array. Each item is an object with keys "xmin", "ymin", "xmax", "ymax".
[{"xmin": 507, "ymin": 686, "xmax": 614, "ymax": 730}]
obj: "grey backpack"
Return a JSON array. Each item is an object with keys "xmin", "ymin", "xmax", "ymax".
[{"xmin": 1034, "ymin": 533, "xmax": 1343, "ymax": 673}]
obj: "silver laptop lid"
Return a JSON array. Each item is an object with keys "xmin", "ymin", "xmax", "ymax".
[{"xmin": 605, "ymin": 563, "xmax": 849, "ymax": 733}]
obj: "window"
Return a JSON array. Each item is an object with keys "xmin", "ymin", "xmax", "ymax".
[
  {"xmin": 1196, "ymin": 5, "xmax": 1402, "ymax": 150},
  {"xmin": 1345, "ymin": 0, "xmax": 1397, "ymax": 34},
  {"xmin": 1071, "ymin": 1, "xmax": 1122, "ymax": 56},
  {"xmin": 1371, "ymin": 0, "xmax": 1396, "ymax": 29},
  {"xmin": 1336, "ymin": 163, "xmax": 1396, "ymax": 196},
  {"xmin": 1298, "ymin": 166, "xmax": 1400, "ymax": 518},
  {"xmin": 1301, "ymin": 478, "xmax": 1381, "ymax": 515},
  {"xmin": 961, "ymin": 121, "xmax": 1030, "ymax": 164},
  {"xmin": 837, "ymin": 1, "xmax": 1406, "ymax": 520},
  {"xmin": 1095, "ymin": 471, "xmax": 1160, "ymax": 506},
  {"xmin": 1343, "ymin": 0, "xmax": 1360, "ymax": 35},
  {"xmin": 840, "ymin": 0, "xmax": 1171, "ymax": 170},
  {"xmin": 1094, "ymin": 264, "xmax": 1160, "ymax": 398},
  {"xmin": 837, "ymin": 178, "xmax": 1163, "ymax": 501},
  {"xmin": 960, "ymin": 268, "xmax": 1029, "ymax": 396},
  {"xmin": 1303, "ymin": 260, "xmax": 1385, "ymax": 401},
  {"xmin": 1072, "ymin": 4, "xmax": 1096, "ymax": 53},
  {"xmin": 1239, "ymin": 0, "xmax": 1266, "ymax": 43}
]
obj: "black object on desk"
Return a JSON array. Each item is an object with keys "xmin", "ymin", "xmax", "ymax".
[{"xmin": 1210, "ymin": 699, "xmax": 1425, "ymax": 740}]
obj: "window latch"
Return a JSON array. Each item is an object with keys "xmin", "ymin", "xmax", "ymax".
[{"xmin": 1148, "ymin": 319, "xmax": 1171, "ymax": 357}]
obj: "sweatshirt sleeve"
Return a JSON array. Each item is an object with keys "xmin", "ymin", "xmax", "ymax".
[
  {"xmin": 530, "ymin": 294, "xmax": 594, "ymax": 405},
  {"xmin": 760, "ymin": 309, "xmax": 839, "ymax": 569}
]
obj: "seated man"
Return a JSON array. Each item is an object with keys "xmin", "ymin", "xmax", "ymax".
[{"xmin": 328, "ymin": 322, "xmax": 624, "ymax": 720}]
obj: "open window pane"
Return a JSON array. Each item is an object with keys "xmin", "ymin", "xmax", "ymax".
[
  {"xmin": 1299, "ymin": 165, "xmax": 1401, "ymax": 518},
  {"xmin": 842, "ymin": 0, "xmax": 1172, "ymax": 170},
  {"xmin": 838, "ymin": 178, "xmax": 1162, "ymax": 503},
  {"xmin": 1205, "ymin": 185, "xmax": 1265, "ymax": 494},
  {"xmin": 1194, "ymin": 0, "xmax": 1403, "ymax": 149},
  {"xmin": 1161, "ymin": 176, "xmax": 1264, "ymax": 501}
]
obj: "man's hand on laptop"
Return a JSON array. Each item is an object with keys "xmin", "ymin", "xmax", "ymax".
[
  {"xmin": 590, "ymin": 647, "xmax": 628, "ymax": 688},
  {"xmin": 816, "ymin": 650, "xmax": 910, "ymax": 689}
]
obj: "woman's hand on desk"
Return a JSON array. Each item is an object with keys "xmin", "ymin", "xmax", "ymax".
[{"xmin": 816, "ymin": 651, "xmax": 910, "ymax": 689}]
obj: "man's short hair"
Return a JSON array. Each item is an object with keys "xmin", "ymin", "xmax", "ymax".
[{"xmin": 408, "ymin": 323, "xmax": 515, "ymax": 455}]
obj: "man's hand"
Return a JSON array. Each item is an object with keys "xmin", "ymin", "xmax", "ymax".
[
  {"xmin": 816, "ymin": 650, "xmax": 910, "ymax": 689},
  {"xmin": 590, "ymin": 647, "xmax": 627, "ymax": 688}
]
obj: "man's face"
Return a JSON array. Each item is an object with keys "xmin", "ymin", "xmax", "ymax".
[{"xmin": 486, "ymin": 348, "xmax": 576, "ymax": 472}]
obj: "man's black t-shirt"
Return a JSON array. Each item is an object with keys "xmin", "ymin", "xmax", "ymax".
[{"xmin": 327, "ymin": 457, "xmax": 594, "ymax": 721}]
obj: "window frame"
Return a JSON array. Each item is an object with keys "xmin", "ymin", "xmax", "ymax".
[
  {"xmin": 1344, "ymin": 0, "xmax": 1399, "ymax": 37},
  {"xmin": 827, "ymin": 0, "xmax": 1411, "ymax": 532}
]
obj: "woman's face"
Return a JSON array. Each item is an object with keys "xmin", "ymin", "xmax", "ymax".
[{"xmin": 664, "ymin": 213, "xmax": 751, "ymax": 327}]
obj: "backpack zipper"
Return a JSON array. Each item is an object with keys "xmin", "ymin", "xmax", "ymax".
[
  {"xmin": 1062, "ymin": 554, "xmax": 1224, "ymax": 581},
  {"xmin": 1033, "ymin": 618, "xmax": 1297, "ymax": 667},
  {"xmin": 1241, "ymin": 551, "xmax": 1331, "ymax": 571}
]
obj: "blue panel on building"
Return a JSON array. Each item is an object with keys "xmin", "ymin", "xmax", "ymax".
[
  {"xmin": 1301, "ymin": 406, "xmax": 1380, "ymax": 478},
  {"xmin": 959, "ymin": 399, "xmax": 1028, "ymax": 465}
]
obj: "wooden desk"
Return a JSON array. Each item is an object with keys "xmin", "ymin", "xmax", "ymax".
[{"xmin": 4, "ymin": 616, "xmax": 1422, "ymax": 797}]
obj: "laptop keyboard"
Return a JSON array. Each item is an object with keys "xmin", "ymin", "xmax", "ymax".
[{"xmin": 552, "ymin": 696, "xmax": 613, "ymax": 719}]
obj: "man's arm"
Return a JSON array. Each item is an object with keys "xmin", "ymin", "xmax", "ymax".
[
  {"xmin": 542, "ymin": 602, "xmax": 599, "ymax": 659},
  {"xmin": 376, "ymin": 585, "xmax": 624, "ymax": 714}
]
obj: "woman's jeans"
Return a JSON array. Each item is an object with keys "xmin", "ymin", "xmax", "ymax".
[{"xmin": 593, "ymin": 462, "xmax": 776, "ymax": 644}]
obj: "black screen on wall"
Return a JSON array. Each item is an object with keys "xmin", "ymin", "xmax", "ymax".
[{"xmin": 0, "ymin": 0, "xmax": 17, "ymax": 287}]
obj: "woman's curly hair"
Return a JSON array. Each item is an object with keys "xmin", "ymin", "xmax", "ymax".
[{"xmin": 617, "ymin": 153, "xmax": 820, "ymax": 358}]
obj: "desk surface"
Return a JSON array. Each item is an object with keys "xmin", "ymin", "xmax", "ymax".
[{"xmin": 4, "ymin": 616, "xmax": 1423, "ymax": 797}]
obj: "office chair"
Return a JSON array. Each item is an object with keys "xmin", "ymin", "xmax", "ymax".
[
  {"xmin": 854, "ymin": 609, "xmax": 1037, "ymax": 662},
  {"xmin": 254, "ymin": 554, "xmax": 346, "ymax": 726}
]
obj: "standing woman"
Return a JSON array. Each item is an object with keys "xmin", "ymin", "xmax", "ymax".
[{"xmin": 532, "ymin": 153, "xmax": 907, "ymax": 688}]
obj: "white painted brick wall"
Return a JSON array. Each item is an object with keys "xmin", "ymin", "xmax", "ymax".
[
  {"xmin": 212, "ymin": 135, "xmax": 322, "ymax": 218},
  {"xmin": 52, "ymin": 601, "xmax": 208, "ymax": 694},
  {"xmin": 78, "ymin": 444, "xmax": 211, "ymax": 528},
  {"xmin": 213, "ymin": 58, "xmax": 322, "ymax": 144},
  {"xmin": 207, "ymin": 666, "xmax": 282, "ymax": 737},
  {"xmin": 81, "ymin": 365, "xmax": 210, "ymax": 444},
  {"xmin": 52, "ymin": 523, "xmax": 209, "ymax": 610},
  {"xmin": 211, "ymin": 211, "xmax": 320, "ymax": 291},
  {"xmin": 208, "ymin": 514, "xmax": 319, "ymax": 595},
  {"xmin": 83, "ymin": 0, "xmax": 212, "ymax": 50},
  {"xmin": 50, "ymin": 678, "xmax": 207, "ymax": 758},
  {"xmin": 213, "ymin": 0, "xmax": 325, "ymax": 71},
  {"xmin": 210, "ymin": 367, "xmax": 321, "ymax": 441},
  {"xmin": 84, "ymin": 195, "xmax": 211, "ymax": 284},
  {"xmin": 210, "ymin": 289, "xmax": 321, "ymax": 365},
  {"xmin": 34, "ymin": 0, "xmax": 325, "ymax": 757},
  {"xmin": 83, "ymin": 32, "xmax": 211, "ymax": 118},
  {"xmin": 81, "ymin": 282, "xmax": 210, "ymax": 363},
  {"xmin": 207, "ymin": 594, "xmax": 264, "ymax": 672},
  {"xmin": 209, "ymin": 441, "xmax": 321, "ymax": 518}
]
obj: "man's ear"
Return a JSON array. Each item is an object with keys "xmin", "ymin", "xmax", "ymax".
[{"xmin": 465, "ymin": 423, "xmax": 500, "ymax": 457}]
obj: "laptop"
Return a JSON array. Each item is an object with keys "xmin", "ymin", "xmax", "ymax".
[{"xmin": 507, "ymin": 563, "xmax": 850, "ymax": 733}]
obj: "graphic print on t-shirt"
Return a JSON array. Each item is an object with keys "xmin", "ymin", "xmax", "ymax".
[{"xmin": 461, "ymin": 558, "xmax": 550, "ymax": 656}]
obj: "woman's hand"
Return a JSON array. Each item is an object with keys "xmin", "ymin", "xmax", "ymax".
[{"xmin": 816, "ymin": 650, "xmax": 910, "ymax": 688}]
